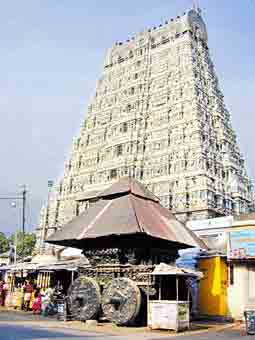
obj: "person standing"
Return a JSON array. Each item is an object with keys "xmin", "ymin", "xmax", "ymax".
[
  {"xmin": 32, "ymin": 288, "xmax": 42, "ymax": 315},
  {"xmin": 0, "ymin": 281, "xmax": 8, "ymax": 307},
  {"xmin": 0, "ymin": 280, "xmax": 4, "ymax": 306},
  {"xmin": 24, "ymin": 280, "xmax": 33, "ymax": 311},
  {"xmin": 41, "ymin": 285, "xmax": 54, "ymax": 316}
]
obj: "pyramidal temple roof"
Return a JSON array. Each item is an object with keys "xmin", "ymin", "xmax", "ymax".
[
  {"xmin": 99, "ymin": 176, "xmax": 159, "ymax": 202},
  {"xmin": 47, "ymin": 177, "xmax": 206, "ymax": 250}
]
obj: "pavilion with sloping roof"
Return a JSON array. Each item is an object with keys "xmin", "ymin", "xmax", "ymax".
[{"xmin": 47, "ymin": 177, "xmax": 206, "ymax": 256}]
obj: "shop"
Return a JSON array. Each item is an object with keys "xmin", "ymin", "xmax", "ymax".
[
  {"xmin": 228, "ymin": 229, "xmax": 255, "ymax": 320},
  {"xmin": 198, "ymin": 255, "xmax": 228, "ymax": 318},
  {"xmin": 0, "ymin": 258, "xmax": 82, "ymax": 310},
  {"xmin": 187, "ymin": 214, "xmax": 255, "ymax": 320},
  {"xmin": 147, "ymin": 263, "xmax": 203, "ymax": 331}
]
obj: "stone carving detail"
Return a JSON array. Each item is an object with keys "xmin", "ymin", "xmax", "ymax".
[{"xmin": 37, "ymin": 8, "xmax": 253, "ymax": 252}]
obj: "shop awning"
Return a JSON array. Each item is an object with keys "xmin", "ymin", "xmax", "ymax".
[
  {"xmin": 0, "ymin": 262, "xmax": 39, "ymax": 272},
  {"xmin": 37, "ymin": 258, "xmax": 89, "ymax": 271},
  {"xmin": 0, "ymin": 258, "xmax": 88, "ymax": 273},
  {"xmin": 150, "ymin": 263, "xmax": 203, "ymax": 278}
]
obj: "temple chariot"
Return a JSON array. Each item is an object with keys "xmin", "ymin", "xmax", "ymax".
[{"xmin": 47, "ymin": 177, "xmax": 205, "ymax": 325}]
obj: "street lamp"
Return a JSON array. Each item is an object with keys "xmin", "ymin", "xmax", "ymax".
[{"xmin": 0, "ymin": 185, "xmax": 27, "ymax": 260}]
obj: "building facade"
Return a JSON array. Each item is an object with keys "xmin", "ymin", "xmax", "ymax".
[
  {"xmin": 36, "ymin": 7, "xmax": 253, "ymax": 252},
  {"xmin": 188, "ymin": 214, "xmax": 255, "ymax": 320}
]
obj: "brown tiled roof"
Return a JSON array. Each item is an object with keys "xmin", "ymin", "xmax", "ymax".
[
  {"xmin": 99, "ymin": 176, "xmax": 159, "ymax": 202},
  {"xmin": 47, "ymin": 177, "xmax": 206, "ymax": 250}
]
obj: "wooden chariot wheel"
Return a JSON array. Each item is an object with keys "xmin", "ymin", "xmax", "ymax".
[
  {"xmin": 102, "ymin": 278, "xmax": 142, "ymax": 325},
  {"xmin": 67, "ymin": 276, "xmax": 101, "ymax": 321}
]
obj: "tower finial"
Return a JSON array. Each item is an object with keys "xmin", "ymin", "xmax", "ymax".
[{"xmin": 192, "ymin": 0, "xmax": 202, "ymax": 14}]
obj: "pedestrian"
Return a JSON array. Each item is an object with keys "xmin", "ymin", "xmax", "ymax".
[
  {"xmin": 32, "ymin": 288, "xmax": 42, "ymax": 315},
  {"xmin": 41, "ymin": 285, "xmax": 55, "ymax": 316},
  {"xmin": 45, "ymin": 285, "xmax": 54, "ymax": 301},
  {"xmin": 0, "ymin": 280, "xmax": 7, "ymax": 307},
  {"xmin": 20, "ymin": 281, "xmax": 26, "ymax": 310},
  {"xmin": 0, "ymin": 280, "xmax": 3, "ymax": 306},
  {"xmin": 23, "ymin": 280, "xmax": 33, "ymax": 311}
]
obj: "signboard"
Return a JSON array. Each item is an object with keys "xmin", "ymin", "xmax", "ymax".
[
  {"xmin": 148, "ymin": 301, "xmax": 189, "ymax": 331},
  {"xmin": 178, "ymin": 303, "xmax": 189, "ymax": 322},
  {"xmin": 244, "ymin": 310, "xmax": 255, "ymax": 335},
  {"xmin": 56, "ymin": 299, "xmax": 67, "ymax": 321},
  {"xmin": 187, "ymin": 216, "xmax": 233, "ymax": 232},
  {"xmin": 228, "ymin": 230, "xmax": 255, "ymax": 259},
  {"xmin": 151, "ymin": 302, "xmax": 176, "ymax": 330},
  {"xmin": 151, "ymin": 303, "xmax": 176, "ymax": 329},
  {"xmin": 57, "ymin": 303, "xmax": 65, "ymax": 314}
]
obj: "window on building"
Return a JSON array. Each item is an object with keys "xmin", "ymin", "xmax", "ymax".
[
  {"xmin": 134, "ymin": 73, "xmax": 138, "ymax": 80},
  {"xmin": 78, "ymin": 156, "xmax": 82, "ymax": 168},
  {"xmin": 75, "ymin": 204, "xmax": 79, "ymax": 217},
  {"xmin": 229, "ymin": 264, "xmax": 234, "ymax": 285},
  {"xmin": 130, "ymin": 87, "xmax": 135, "ymax": 95},
  {"xmin": 110, "ymin": 169, "xmax": 117, "ymax": 179},
  {"xmin": 89, "ymin": 175, "xmax": 93, "ymax": 184},
  {"xmin": 69, "ymin": 178, "xmax": 73, "ymax": 192},
  {"xmin": 169, "ymin": 195, "xmax": 173, "ymax": 208},
  {"xmin": 86, "ymin": 135, "xmax": 90, "ymax": 146},
  {"xmin": 186, "ymin": 193, "xmax": 190, "ymax": 207},
  {"xmin": 123, "ymin": 123, "xmax": 128, "ymax": 133},
  {"xmin": 59, "ymin": 182, "xmax": 63, "ymax": 194},
  {"xmin": 139, "ymin": 38, "xmax": 144, "ymax": 46},
  {"xmin": 116, "ymin": 145, "xmax": 123, "ymax": 156}
]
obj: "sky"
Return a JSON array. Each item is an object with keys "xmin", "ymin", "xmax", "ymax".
[{"xmin": 0, "ymin": 0, "xmax": 254, "ymax": 234}]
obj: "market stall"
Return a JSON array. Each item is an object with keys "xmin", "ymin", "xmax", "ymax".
[
  {"xmin": 147, "ymin": 263, "xmax": 203, "ymax": 332},
  {"xmin": 0, "ymin": 257, "xmax": 83, "ymax": 310},
  {"xmin": 0, "ymin": 262, "xmax": 38, "ymax": 308}
]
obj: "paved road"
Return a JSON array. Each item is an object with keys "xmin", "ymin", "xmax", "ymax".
[
  {"xmin": 0, "ymin": 311, "xmax": 113, "ymax": 340},
  {"xmin": 0, "ymin": 310, "xmax": 252, "ymax": 340}
]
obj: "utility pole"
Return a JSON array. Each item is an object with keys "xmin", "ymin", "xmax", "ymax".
[
  {"xmin": 21, "ymin": 185, "xmax": 26, "ymax": 260},
  {"xmin": 0, "ymin": 185, "xmax": 27, "ymax": 261},
  {"xmin": 14, "ymin": 232, "xmax": 17, "ymax": 264}
]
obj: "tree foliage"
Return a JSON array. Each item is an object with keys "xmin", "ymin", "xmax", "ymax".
[
  {"xmin": 10, "ymin": 232, "xmax": 36, "ymax": 257},
  {"xmin": 0, "ymin": 231, "xmax": 36, "ymax": 257},
  {"xmin": 0, "ymin": 232, "xmax": 9, "ymax": 254}
]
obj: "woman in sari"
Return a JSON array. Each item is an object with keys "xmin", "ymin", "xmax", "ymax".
[{"xmin": 32, "ymin": 288, "xmax": 42, "ymax": 314}]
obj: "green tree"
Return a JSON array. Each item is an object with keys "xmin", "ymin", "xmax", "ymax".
[
  {"xmin": 0, "ymin": 232, "xmax": 9, "ymax": 254},
  {"xmin": 10, "ymin": 231, "xmax": 36, "ymax": 257}
]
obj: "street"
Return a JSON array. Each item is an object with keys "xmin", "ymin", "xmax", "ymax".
[
  {"xmin": 0, "ymin": 310, "xmax": 114, "ymax": 340},
  {"xmin": 0, "ymin": 309, "xmax": 252, "ymax": 340}
]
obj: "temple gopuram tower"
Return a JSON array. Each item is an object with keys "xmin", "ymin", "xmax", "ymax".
[{"xmin": 37, "ymin": 7, "xmax": 253, "ymax": 252}]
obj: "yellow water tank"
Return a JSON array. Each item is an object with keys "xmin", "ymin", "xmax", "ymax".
[{"xmin": 198, "ymin": 256, "xmax": 228, "ymax": 316}]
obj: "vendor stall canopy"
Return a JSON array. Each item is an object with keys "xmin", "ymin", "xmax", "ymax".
[
  {"xmin": 150, "ymin": 263, "xmax": 203, "ymax": 279},
  {"xmin": 47, "ymin": 177, "xmax": 207, "ymax": 250}
]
